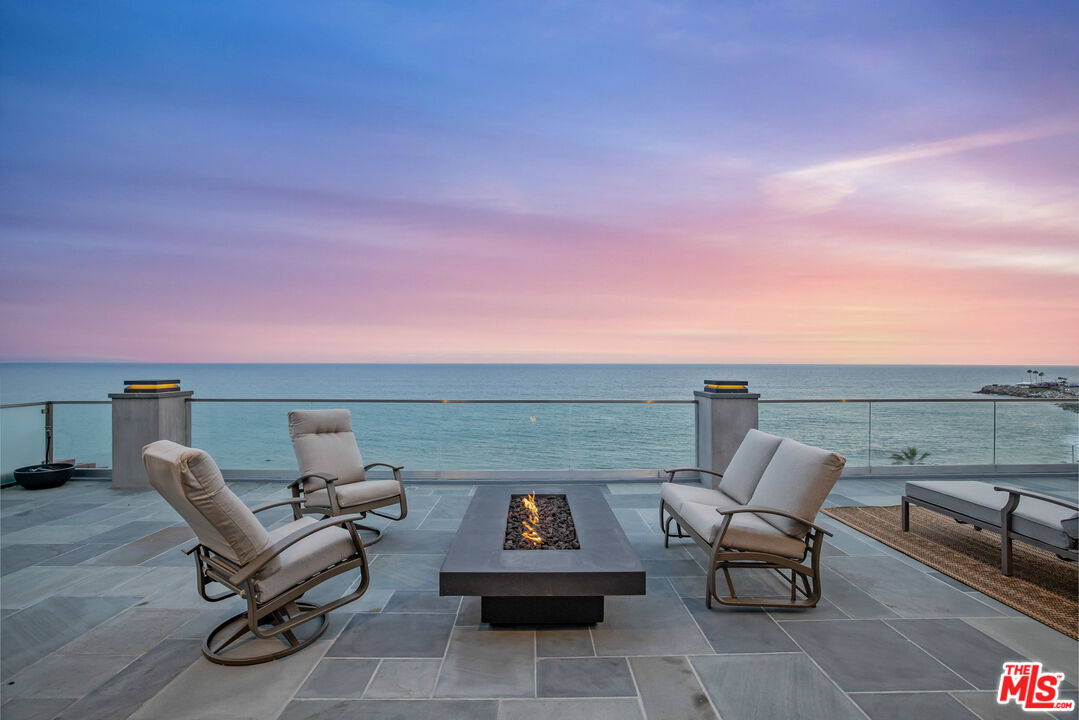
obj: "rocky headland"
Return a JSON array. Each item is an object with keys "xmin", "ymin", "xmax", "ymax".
[{"xmin": 976, "ymin": 384, "xmax": 1078, "ymax": 412}]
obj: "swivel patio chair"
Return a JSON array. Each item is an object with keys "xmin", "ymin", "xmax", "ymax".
[
  {"xmin": 288, "ymin": 409, "xmax": 407, "ymax": 546},
  {"xmin": 661, "ymin": 431, "xmax": 845, "ymax": 609},
  {"xmin": 143, "ymin": 440, "xmax": 371, "ymax": 665}
]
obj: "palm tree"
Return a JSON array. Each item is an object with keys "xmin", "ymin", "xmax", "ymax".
[
  {"xmin": 1038, "ymin": 371, "xmax": 1045, "ymax": 386},
  {"xmin": 890, "ymin": 446, "xmax": 931, "ymax": 465},
  {"xmin": 1026, "ymin": 369, "xmax": 1033, "ymax": 383}
]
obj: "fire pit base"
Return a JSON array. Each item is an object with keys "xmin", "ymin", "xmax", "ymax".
[
  {"xmin": 440, "ymin": 486, "xmax": 645, "ymax": 627},
  {"xmin": 482, "ymin": 595, "xmax": 603, "ymax": 625}
]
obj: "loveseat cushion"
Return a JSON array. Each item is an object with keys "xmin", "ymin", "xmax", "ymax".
[
  {"xmin": 749, "ymin": 438, "xmax": 845, "ymax": 537},
  {"xmin": 719, "ymin": 429, "xmax": 784, "ymax": 503},
  {"xmin": 661, "ymin": 483, "xmax": 739, "ymax": 515},
  {"xmin": 678, "ymin": 501, "xmax": 807, "ymax": 558}
]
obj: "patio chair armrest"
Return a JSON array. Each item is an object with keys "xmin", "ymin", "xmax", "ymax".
[
  {"xmin": 289, "ymin": 472, "xmax": 338, "ymax": 491},
  {"xmin": 664, "ymin": 467, "xmax": 724, "ymax": 482},
  {"xmin": 993, "ymin": 486, "xmax": 1079, "ymax": 512},
  {"xmin": 364, "ymin": 462, "xmax": 404, "ymax": 472},
  {"xmin": 229, "ymin": 512, "xmax": 369, "ymax": 585},
  {"xmin": 716, "ymin": 506, "xmax": 833, "ymax": 537},
  {"xmin": 250, "ymin": 498, "xmax": 305, "ymax": 513}
]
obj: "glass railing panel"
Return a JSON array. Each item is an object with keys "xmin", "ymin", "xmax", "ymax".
[
  {"xmin": 1, "ymin": 404, "xmax": 46, "ymax": 482},
  {"xmin": 567, "ymin": 403, "xmax": 695, "ymax": 470},
  {"xmin": 759, "ymin": 401, "xmax": 868, "ymax": 465},
  {"xmin": 51, "ymin": 402, "xmax": 111, "ymax": 468},
  {"xmin": 870, "ymin": 401, "xmax": 992, "ymax": 466},
  {"xmin": 190, "ymin": 400, "xmax": 445, "ymax": 471},
  {"xmin": 436, "ymin": 403, "xmax": 575, "ymax": 471},
  {"xmin": 995, "ymin": 400, "xmax": 1078, "ymax": 465}
]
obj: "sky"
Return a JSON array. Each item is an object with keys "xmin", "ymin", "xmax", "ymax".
[{"xmin": 1, "ymin": 1, "xmax": 1077, "ymax": 364}]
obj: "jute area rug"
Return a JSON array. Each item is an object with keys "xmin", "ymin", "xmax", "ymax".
[{"xmin": 823, "ymin": 504, "xmax": 1078, "ymax": 639}]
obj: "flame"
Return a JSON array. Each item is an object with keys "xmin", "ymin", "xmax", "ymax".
[{"xmin": 521, "ymin": 492, "xmax": 542, "ymax": 545}]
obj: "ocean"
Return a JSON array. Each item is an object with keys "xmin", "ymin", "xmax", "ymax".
[{"xmin": 1, "ymin": 364, "xmax": 1076, "ymax": 472}]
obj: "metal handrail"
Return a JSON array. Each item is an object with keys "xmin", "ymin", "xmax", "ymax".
[
  {"xmin": 759, "ymin": 397, "xmax": 1074, "ymax": 404},
  {"xmin": 188, "ymin": 398, "xmax": 695, "ymax": 404},
  {"xmin": 5, "ymin": 397, "xmax": 1073, "ymax": 408}
]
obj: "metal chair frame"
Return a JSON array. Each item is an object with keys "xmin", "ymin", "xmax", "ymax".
[
  {"xmin": 660, "ymin": 468, "xmax": 833, "ymax": 609},
  {"xmin": 289, "ymin": 463, "xmax": 407, "ymax": 546},
  {"xmin": 183, "ymin": 497, "xmax": 371, "ymax": 665}
]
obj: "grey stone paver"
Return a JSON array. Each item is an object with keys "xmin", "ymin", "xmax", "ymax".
[
  {"xmin": 501, "ymin": 698, "xmax": 644, "ymax": 720},
  {"xmin": 852, "ymin": 692, "xmax": 980, "ymax": 720},
  {"xmin": 780, "ymin": 619, "xmax": 974, "ymax": 692},
  {"xmin": 535, "ymin": 628, "xmax": 595, "ymax": 657},
  {"xmin": 0, "ymin": 477, "xmax": 1074, "ymax": 720},
  {"xmin": 536, "ymin": 657, "xmax": 636, "ymax": 697},
  {"xmin": 295, "ymin": 658, "xmax": 379, "ymax": 698},
  {"xmin": 691, "ymin": 653, "xmax": 866, "ymax": 720},
  {"xmin": 329, "ymin": 612, "xmax": 455, "ymax": 658},
  {"xmin": 433, "ymin": 626, "xmax": 535, "ymax": 698},
  {"xmin": 630, "ymin": 655, "xmax": 717, "ymax": 720},
  {"xmin": 364, "ymin": 658, "xmax": 441, "ymax": 698}
]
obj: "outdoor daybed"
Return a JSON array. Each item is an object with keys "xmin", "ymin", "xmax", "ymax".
[{"xmin": 903, "ymin": 480, "xmax": 1079, "ymax": 575}]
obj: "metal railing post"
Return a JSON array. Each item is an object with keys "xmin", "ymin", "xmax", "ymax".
[
  {"xmin": 44, "ymin": 401, "xmax": 54, "ymax": 463},
  {"xmin": 867, "ymin": 401, "xmax": 872, "ymax": 471},
  {"xmin": 992, "ymin": 401, "xmax": 997, "ymax": 468}
]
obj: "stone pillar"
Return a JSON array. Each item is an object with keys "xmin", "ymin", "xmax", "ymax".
[
  {"xmin": 695, "ymin": 380, "xmax": 759, "ymax": 487},
  {"xmin": 110, "ymin": 380, "xmax": 193, "ymax": 490}
]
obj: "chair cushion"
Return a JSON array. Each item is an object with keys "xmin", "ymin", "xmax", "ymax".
[
  {"xmin": 678, "ymin": 501, "xmax": 807, "ymax": 558},
  {"xmin": 255, "ymin": 516, "xmax": 359, "ymax": 602},
  {"xmin": 719, "ymin": 429, "xmax": 784, "ymax": 503},
  {"xmin": 289, "ymin": 409, "xmax": 366, "ymax": 490},
  {"xmin": 661, "ymin": 483, "xmax": 739, "ymax": 515},
  {"xmin": 749, "ymin": 438, "xmax": 845, "ymax": 538},
  {"xmin": 905, "ymin": 481, "xmax": 1077, "ymax": 549},
  {"xmin": 143, "ymin": 441, "xmax": 275, "ymax": 571},
  {"xmin": 305, "ymin": 479, "xmax": 403, "ymax": 510}
]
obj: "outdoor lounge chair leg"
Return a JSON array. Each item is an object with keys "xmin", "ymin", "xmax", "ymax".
[
  {"xmin": 901, "ymin": 497, "xmax": 910, "ymax": 531},
  {"xmin": 204, "ymin": 602, "xmax": 329, "ymax": 666}
]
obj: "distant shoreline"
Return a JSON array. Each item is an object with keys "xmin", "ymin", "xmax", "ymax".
[{"xmin": 976, "ymin": 384, "xmax": 1079, "ymax": 412}]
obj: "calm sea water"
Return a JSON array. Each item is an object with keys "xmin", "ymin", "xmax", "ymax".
[{"xmin": 1, "ymin": 363, "xmax": 1076, "ymax": 471}]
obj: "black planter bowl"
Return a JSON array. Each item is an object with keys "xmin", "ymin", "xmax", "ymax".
[{"xmin": 13, "ymin": 463, "xmax": 74, "ymax": 490}]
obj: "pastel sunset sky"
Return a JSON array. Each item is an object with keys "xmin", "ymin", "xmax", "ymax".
[{"xmin": 1, "ymin": 1, "xmax": 1077, "ymax": 363}]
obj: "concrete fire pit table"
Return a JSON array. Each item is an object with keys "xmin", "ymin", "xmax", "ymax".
[{"xmin": 439, "ymin": 485, "xmax": 646, "ymax": 625}]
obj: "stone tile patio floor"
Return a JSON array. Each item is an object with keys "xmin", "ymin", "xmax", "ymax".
[{"xmin": 1, "ymin": 477, "xmax": 1076, "ymax": 720}]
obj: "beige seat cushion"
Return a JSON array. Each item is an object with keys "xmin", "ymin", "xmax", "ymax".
[
  {"xmin": 678, "ymin": 501, "xmax": 807, "ymax": 558},
  {"xmin": 143, "ymin": 440, "xmax": 276, "ymax": 572},
  {"xmin": 749, "ymin": 438, "xmax": 845, "ymax": 538},
  {"xmin": 289, "ymin": 409, "xmax": 366, "ymax": 490},
  {"xmin": 255, "ymin": 517, "xmax": 358, "ymax": 602},
  {"xmin": 718, "ymin": 429, "xmax": 784, "ymax": 503},
  {"xmin": 305, "ymin": 479, "xmax": 402, "ymax": 510},
  {"xmin": 661, "ymin": 483, "xmax": 739, "ymax": 515}
]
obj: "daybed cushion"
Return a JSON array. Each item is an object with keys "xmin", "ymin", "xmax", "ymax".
[
  {"xmin": 750, "ymin": 438, "xmax": 846, "ymax": 537},
  {"xmin": 256, "ymin": 517, "xmax": 358, "ymax": 602},
  {"xmin": 719, "ymin": 429, "xmax": 784, "ymax": 503},
  {"xmin": 661, "ymin": 484, "xmax": 739, "ymax": 514},
  {"xmin": 289, "ymin": 409, "xmax": 366, "ymax": 490},
  {"xmin": 678, "ymin": 501, "xmax": 807, "ymax": 558},
  {"xmin": 305, "ymin": 479, "xmax": 402, "ymax": 510},
  {"xmin": 905, "ymin": 481, "xmax": 1078, "ymax": 549}
]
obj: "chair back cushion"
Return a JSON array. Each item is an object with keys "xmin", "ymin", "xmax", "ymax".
[
  {"xmin": 289, "ymin": 409, "xmax": 366, "ymax": 491},
  {"xmin": 719, "ymin": 429, "xmax": 784, "ymax": 503},
  {"xmin": 142, "ymin": 440, "xmax": 274, "ymax": 567},
  {"xmin": 749, "ymin": 438, "xmax": 846, "ymax": 537}
]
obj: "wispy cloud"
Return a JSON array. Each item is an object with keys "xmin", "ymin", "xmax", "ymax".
[{"xmin": 762, "ymin": 120, "xmax": 1079, "ymax": 214}]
